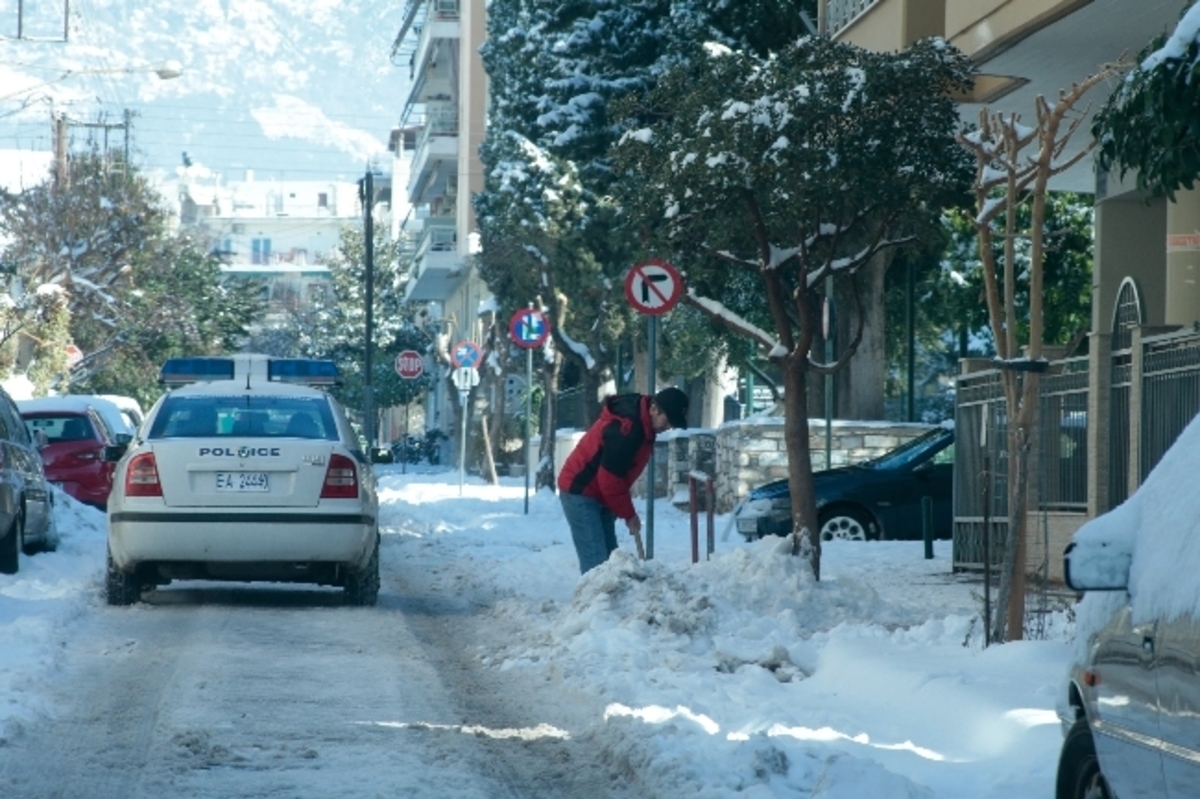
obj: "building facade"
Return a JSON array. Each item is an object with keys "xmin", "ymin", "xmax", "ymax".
[{"xmin": 826, "ymin": 0, "xmax": 1200, "ymax": 577}]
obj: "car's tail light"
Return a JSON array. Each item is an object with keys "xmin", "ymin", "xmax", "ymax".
[
  {"xmin": 321, "ymin": 454, "xmax": 358, "ymax": 499},
  {"xmin": 125, "ymin": 452, "xmax": 162, "ymax": 497}
]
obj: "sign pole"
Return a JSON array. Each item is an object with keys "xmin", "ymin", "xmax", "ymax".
[
  {"xmin": 646, "ymin": 313, "xmax": 657, "ymax": 560},
  {"xmin": 623, "ymin": 258, "xmax": 684, "ymax": 562},
  {"xmin": 507, "ymin": 305, "xmax": 550, "ymax": 514},
  {"xmin": 459, "ymin": 389, "xmax": 468, "ymax": 496},
  {"xmin": 524, "ymin": 338, "xmax": 533, "ymax": 514},
  {"xmin": 403, "ymin": 402, "xmax": 410, "ymax": 475}
]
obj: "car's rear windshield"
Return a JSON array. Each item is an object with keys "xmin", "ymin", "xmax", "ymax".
[
  {"xmin": 24, "ymin": 414, "xmax": 97, "ymax": 443},
  {"xmin": 147, "ymin": 395, "xmax": 338, "ymax": 440}
]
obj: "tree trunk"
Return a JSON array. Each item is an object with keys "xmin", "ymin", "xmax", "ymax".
[
  {"xmin": 479, "ymin": 413, "xmax": 499, "ymax": 486},
  {"xmin": 536, "ymin": 352, "xmax": 562, "ymax": 491},
  {"xmin": 783, "ymin": 361, "xmax": 821, "ymax": 579},
  {"xmin": 834, "ymin": 250, "xmax": 891, "ymax": 420}
]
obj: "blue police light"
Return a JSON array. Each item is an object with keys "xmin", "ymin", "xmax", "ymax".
[
  {"xmin": 160, "ymin": 357, "xmax": 235, "ymax": 386},
  {"xmin": 267, "ymin": 359, "xmax": 341, "ymax": 386}
]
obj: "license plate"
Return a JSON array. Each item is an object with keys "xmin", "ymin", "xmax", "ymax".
[{"xmin": 215, "ymin": 472, "xmax": 269, "ymax": 492}]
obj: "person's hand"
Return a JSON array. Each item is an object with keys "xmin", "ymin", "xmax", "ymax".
[{"xmin": 626, "ymin": 515, "xmax": 642, "ymax": 538}]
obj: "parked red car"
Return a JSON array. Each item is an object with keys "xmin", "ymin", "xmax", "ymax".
[{"xmin": 18, "ymin": 397, "xmax": 127, "ymax": 510}]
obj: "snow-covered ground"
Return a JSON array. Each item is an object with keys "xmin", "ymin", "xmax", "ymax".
[{"xmin": 0, "ymin": 466, "xmax": 1076, "ymax": 797}]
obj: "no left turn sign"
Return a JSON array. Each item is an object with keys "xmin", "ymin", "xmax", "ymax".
[{"xmin": 624, "ymin": 258, "xmax": 684, "ymax": 315}]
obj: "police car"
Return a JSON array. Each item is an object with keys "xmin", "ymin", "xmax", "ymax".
[{"xmin": 105, "ymin": 355, "xmax": 379, "ymax": 606}]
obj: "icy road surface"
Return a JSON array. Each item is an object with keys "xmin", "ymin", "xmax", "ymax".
[{"xmin": 0, "ymin": 537, "xmax": 646, "ymax": 799}]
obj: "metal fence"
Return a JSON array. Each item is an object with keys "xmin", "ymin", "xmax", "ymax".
[
  {"xmin": 1140, "ymin": 331, "xmax": 1200, "ymax": 481},
  {"xmin": 954, "ymin": 327, "xmax": 1200, "ymax": 572},
  {"xmin": 953, "ymin": 370, "xmax": 1008, "ymax": 570},
  {"xmin": 1037, "ymin": 358, "xmax": 1089, "ymax": 512}
]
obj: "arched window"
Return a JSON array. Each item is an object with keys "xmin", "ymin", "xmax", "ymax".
[{"xmin": 1111, "ymin": 278, "xmax": 1143, "ymax": 351}]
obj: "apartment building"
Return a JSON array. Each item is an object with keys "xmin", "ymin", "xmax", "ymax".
[
  {"xmin": 164, "ymin": 169, "xmax": 362, "ymax": 324},
  {"xmin": 825, "ymin": 0, "xmax": 1198, "ymax": 575},
  {"xmin": 392, "ymin": 0, "xmax": 490, "ymax": 437}
]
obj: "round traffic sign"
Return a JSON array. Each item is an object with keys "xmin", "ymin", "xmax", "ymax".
[
  {"xmin": 509, "ymin": 308, "xmax": 550, "ymax": 349},
  {"xmin": 624, "ymin": 258, "xmax": 684, "ymax": 315},
  {"xmin": 450, "ymin": 340, "xmax": 484, "ymax": 369},
  {"xmin": 395, "ymin": 349, "xmax": 424, "ymax": 379}
]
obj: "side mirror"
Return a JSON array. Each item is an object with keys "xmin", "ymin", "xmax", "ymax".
[
  {"xmin": 103, "ymin": 443, "xmax": 128, "ymax": 462},
  {"xmin": 913, "ymin": 460, "xmax": 933, "ymax": 475},
  {"xmin": 1063, "ymin": 540, "xmax": 1131, "ymax": 592}
]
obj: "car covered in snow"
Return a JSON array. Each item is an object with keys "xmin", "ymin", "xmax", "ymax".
[
  {"xmin": 104, "ymin": 355, "xmax": 379, "ymax": 606},
  {"xmin": 733, "ymin": 425, "xmax": 954, "ymax": 542},
  {"xmin": 1056, "ymin": 412, "xmax": 1200, "ymax": 799}
]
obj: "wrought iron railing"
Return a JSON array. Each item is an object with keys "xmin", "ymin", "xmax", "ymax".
[{"xmin": 824, "ymin": 0, "xmax": 878, "ymax": 36}]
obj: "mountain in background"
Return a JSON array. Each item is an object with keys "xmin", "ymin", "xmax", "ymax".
[{"xmin": 0, "ymin": 0, "xmax": 409, "ymax": 185}]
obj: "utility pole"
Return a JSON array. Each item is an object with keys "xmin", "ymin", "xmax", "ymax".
[
  {"xmin": 361, "ymin": 169, "xmax": 376, "ymax": 452},
  {"xmin": 53, "ymin": 112, "xmax": 68, "ymax": 191}
]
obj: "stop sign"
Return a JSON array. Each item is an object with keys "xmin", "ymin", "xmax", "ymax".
[{"xmin": 395, "ymin": 350, "xmax": 424, "ymax": 379}]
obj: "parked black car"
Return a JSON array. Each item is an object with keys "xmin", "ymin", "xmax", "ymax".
[
  {"xmin": 0, "ymin": 386, "xmax": 59, "ymax": 574},
  {"xmin": 734, "ymin": 426, "xmax": 954, "ymax": 542}
]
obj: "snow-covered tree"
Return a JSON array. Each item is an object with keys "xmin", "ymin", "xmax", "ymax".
[
  {"xmin": 1093, "ymin": 2, "xmax": 1200, "ymax": 199},
  {"xmin": 611, "ymin": 36, "xmax": 973, "ymax": 578},
  {"xmin": 295, "ymin": 225, "xmax": 436, "ymax": 429},
  {"xmin": 0, "ymin": 151, "xmax": 265, "ymax": 404}
]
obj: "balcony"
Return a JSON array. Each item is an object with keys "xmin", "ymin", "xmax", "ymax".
[
  {"xmin": 403, "ymin": 217, "xmax": 462, "ymax": 302},
  {"xmin": 408, "ymin": 103, "xmax": 459, "ymax": 205},
  {"xmin": 410, "ymin": 0, "xmax": 460, "ymax": 102}
]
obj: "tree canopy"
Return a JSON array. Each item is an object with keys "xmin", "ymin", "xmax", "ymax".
[{"xmin": 609, "ymin": 34, "xmax": 973, "ymax": 576}]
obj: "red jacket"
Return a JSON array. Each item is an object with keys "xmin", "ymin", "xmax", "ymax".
[{"xmin": 557, "ymin": 393, "xmax": 655, "ymax": 520}]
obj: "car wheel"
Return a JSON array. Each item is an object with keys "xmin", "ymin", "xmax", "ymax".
[
  {"xmin": 0, "ymin": 510, "xmax": 19, "ymax": 575},
  {"xmin": 819, "ymin": 507, "xmax": 875, "ymax": 542},
  {"xmin": 1056, "ymin": 719, "xmax": 1113, "ymax": 799},
  {"xmin": 105, "ymin": 549, "xmax": 142, "ymax": 606},
  {"xmin": 344, "ymin": 535, "xmax": 380, "ymax": 607}
]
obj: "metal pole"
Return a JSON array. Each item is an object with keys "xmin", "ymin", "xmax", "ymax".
[
  {"xmin": 646, "ymin": 314, "xmax": 657, "ymax": 560},
  {"xmin": 402, "ymin": 402, "xmax": 409, "ymax": 475},
  {"xmin": 363, "ymin": 170, "xmax": 376, "ymax": 453},
  {"xmin": 824, "ymin": 278, "xmax": 833, "ymax": 469},
  {"xmin": 907, "ymin": 258, "xmax": 915, "ymax": 422},
  {"xmin": 458, "ymin": 390, "xmax": 468, "ymax": 496},
  {"xmin": 982, "ymin": 402, "xmax": 992, "ymax": 647},
  {"xmin": 524, "ymin": 329, "xmax": 533, "ymax": 514}
]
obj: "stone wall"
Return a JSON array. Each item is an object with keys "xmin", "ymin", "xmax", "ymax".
[{"xmin": 633, "ymin": 418, "xmax": 940, "ymax": 512}]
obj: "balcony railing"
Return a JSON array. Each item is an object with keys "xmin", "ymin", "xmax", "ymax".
[{"xmin": 825, "ymin": 0, "xmax": 877, "ymax": 36}]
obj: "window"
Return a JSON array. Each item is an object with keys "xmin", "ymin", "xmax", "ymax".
[
  {"xmin": 318, "ymin": 193, "xmax": 328, "ymax": 209},
  {"xmin": 252, "ymin": 238, "xmax": 272, "ymax": 265}
]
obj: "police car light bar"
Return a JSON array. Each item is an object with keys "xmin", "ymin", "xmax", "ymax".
[
  {"xmin": 160, "ymin": 357, "xmax": 235, "ymax": 386},
  {"xmin": 266, "ymin": 359, "xmax": 341, "ymax": 386}
]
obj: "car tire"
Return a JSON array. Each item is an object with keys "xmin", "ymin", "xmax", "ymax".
[
  {"xmin": 0, "ymin": 510, "xmax": 19, "ymax": 575},
  {"xmin": 819, "ymin": 507, "xmax": 876, "ymax": 542},
  {"xmin": 344, "ymin": 535, "xmax": 380, "ymax": 607},
  {"xmin": 105, "ymin": 549, "xmax": 142, "ymax": 606},
  {"xmin": 1055, "ymin": 719, "xmax": 1113, "ymax": 799}
]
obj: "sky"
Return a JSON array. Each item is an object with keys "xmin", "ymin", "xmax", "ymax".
[
  {"xmin": 0, "ymin": 463, "xmax": 1086, "ymax": 798},
  {"xmin": 0, "ymin": 0, "xmax": 406, "ymax": 184}
]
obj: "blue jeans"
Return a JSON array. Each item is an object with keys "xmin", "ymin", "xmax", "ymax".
[{"xmin": 559, "ymin": 492, "xmax": 618, "ymax": 574}]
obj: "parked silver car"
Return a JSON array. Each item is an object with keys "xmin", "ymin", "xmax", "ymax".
[
  {"xmin": 1056, "ymin": 415, "xmax": 1200, "ymax": 799},
  {"xmin": 0, "ymin": 385, "xmax": 58, "ymax": 574}
]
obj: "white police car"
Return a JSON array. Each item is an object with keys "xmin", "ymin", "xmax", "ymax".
[{"xmin": 105, "ymin": 355, "xmax": 379, "ymax": 606}]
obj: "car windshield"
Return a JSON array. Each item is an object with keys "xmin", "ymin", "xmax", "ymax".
[
  {"xmin": 859, "ymin": 429, "xmax": 949, "ymax": 470},
  {"xmin": 147, "ymin": 395, "xmax": 337, "ymax": 440}
]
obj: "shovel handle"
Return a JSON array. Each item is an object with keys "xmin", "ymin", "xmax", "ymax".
[{"xmin": 631, "ymin": 529, "xmax": 645, "ymax": 560}]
